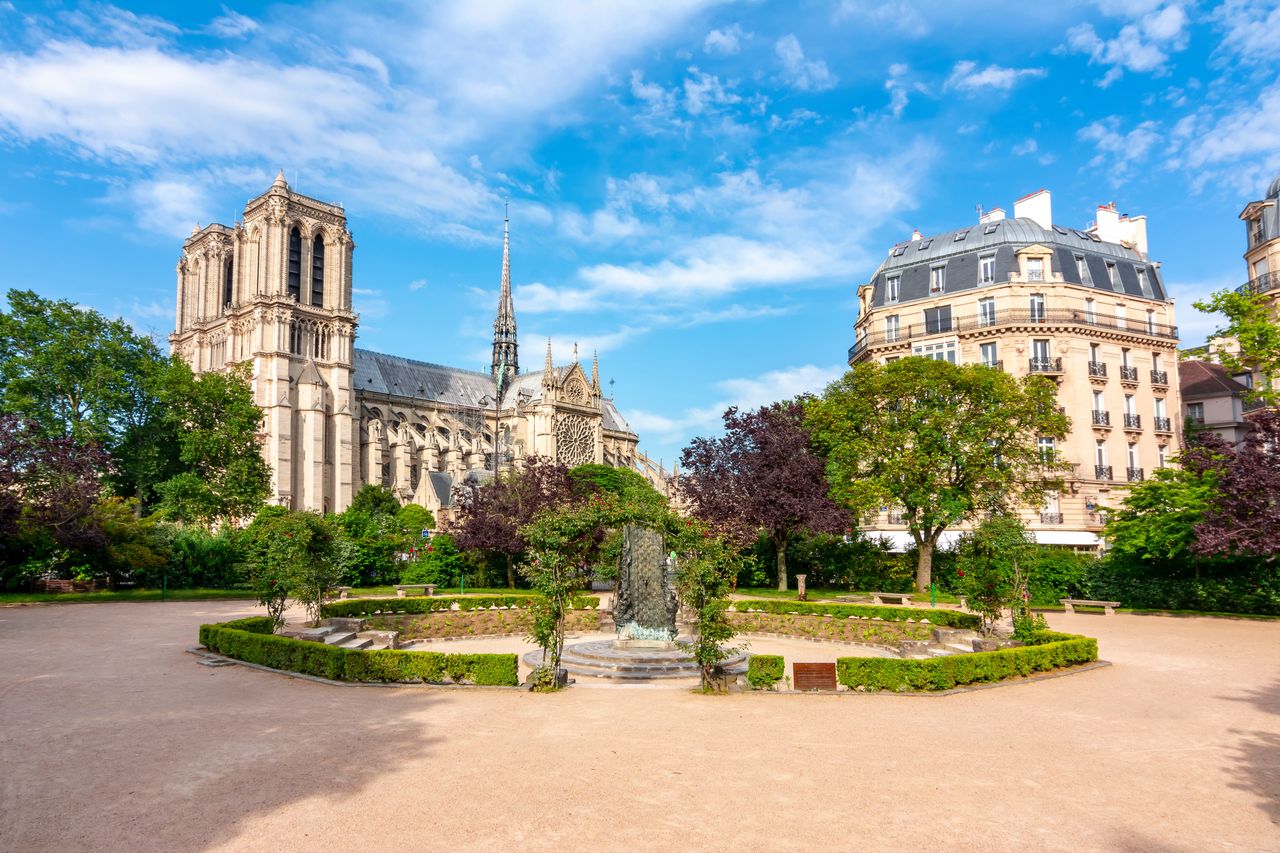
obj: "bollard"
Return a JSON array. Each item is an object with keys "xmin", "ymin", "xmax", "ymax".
[{"xmin": 796, "ymin": 574, "xmax": 807, "ymax": 602}]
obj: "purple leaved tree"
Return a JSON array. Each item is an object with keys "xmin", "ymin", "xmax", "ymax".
[
  {"xmin": 1193, "ymin": 409, "xmax": 1280, "ymax": 561},
  {"xmin": 679, "ymin": 402, "xmax": 849, "ymax": 591},
  {"xmin": 0, "ymin": 414, "xmax": 109, "ymax": 551}
]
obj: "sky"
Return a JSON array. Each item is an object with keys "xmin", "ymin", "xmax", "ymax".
[{"xmin": 1, "ymin": 1, "xmax": 1279, "ymax": 467}]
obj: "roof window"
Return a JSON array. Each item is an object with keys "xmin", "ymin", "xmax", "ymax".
[
  {"xmin": 1052, "ymin": 225, "xmax": 1068, "ymax": 235},
  {"xmin": 983, "ymin": 224, "xmax": 999, "ymax": 234},
  {"xmin": 954, "ymin": 230, "xmax": 969, "ymax": 242},
  {"xmin": 918, "ymin": 239, "xmax": 932, "ymax": 249},
  {"xmin": 892, "ymin": 246, "xmax": 907, "ymax": 257}
]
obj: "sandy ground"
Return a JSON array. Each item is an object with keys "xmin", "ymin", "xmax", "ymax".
[{"xmin": 0, "ymin": 601, "xmax": 1276, "ymax": 852}]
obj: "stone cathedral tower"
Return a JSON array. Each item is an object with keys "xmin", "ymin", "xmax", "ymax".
[
  {"xmin": 491, "ymin": 209, "xmax": 519, "ymax": 382},
  {"xmin": 170, "ymin": 172, "xmax": 358, "ymax": 513}
]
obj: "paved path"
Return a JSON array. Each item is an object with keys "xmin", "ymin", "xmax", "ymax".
[{"xmin": 0, "ymin": 601, "xmax": 1276, "ymax": 851}]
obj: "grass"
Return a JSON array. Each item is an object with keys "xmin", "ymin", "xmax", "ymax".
[
  {"xmin": 0, "ymin": 588, "xmax": 256, "ymax": 604},
  {"xmin": 346, "ymin": 585, "xmax": 537, "ymax": 598},
  {"xmin": 733, "ymin": 587, "xmax": 963, "ymax": 605}
]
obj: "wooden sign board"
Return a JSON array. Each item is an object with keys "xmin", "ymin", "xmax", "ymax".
[{"xmin": 793, "ymin": 662, "xmax": 837, "ymax": 692}]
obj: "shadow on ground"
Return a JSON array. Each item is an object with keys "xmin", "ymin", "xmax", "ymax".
[{"xmin": 1224, "ymin": 676, "xmax": 1280, "ymax": 828}]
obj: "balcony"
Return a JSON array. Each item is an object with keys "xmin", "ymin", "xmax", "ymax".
[
  {"xmin": 1095, "ymin": 464, "xmax": 1114, "ymax": 480},
  {"xmin": 980, "ymin": 359, "xmax": 1004, "ymax": 371},
  {"xmin": 1237, "ymin": 270, "xmax": 1279, "ymax": 295},
  {"xmin": 1040, "ymin": 512, "xmax": 1064, "ymax": 525},
  {"xmin": 1127, "ymin": 467, "xmax": 1145, "ymax": 482},
  {"xmin": 887, "ymin": 511, "xmax": 905, "ymax": 525},
  {"xmin": 1092, "ymin": 410, "xmax": 1111, "ymax": 427},
  {"xmin": 1123, "ymin": 413, "xmax": 1142, "ymax": 429},
  {"xmin": 1119, "ymin": 365, "xmax": 1139, "ymax": 382},
  {"xmin": 1088, "ymin": 361, "xmax": 1108, "ymax": 378},
  {"xmin": 1151, "ymin": 369, "xmax": 1168, "ymax": 386},
  {"xmin": 1029, "ymin": 357, "xmax": 1064, "ymax": 375},
  {"xmin": 1154, "ymin": 416, "xmax": 1172, "ymax": 432}
]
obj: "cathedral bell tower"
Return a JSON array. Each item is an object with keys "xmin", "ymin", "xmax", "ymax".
[{"xmin": 491, "ymin": 208, "xmax": 519, "ymax": 389}]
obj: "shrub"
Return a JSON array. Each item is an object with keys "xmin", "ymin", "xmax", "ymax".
[
  {"xmin": 836, "ymin": 631, "xmax": 1097, "ymax": 692},
  {"xmin": 1081, "ymin": 558, "xmax": 1280, "ymax": 615},
  {"xmin": 320, "ymin": 594, "xmax": 598, "ymax": 618},
  {"xmin": 198, "ymin": 620, "xmax": 518, "ymax": 685},
  {"xmin": 730, "ymin": 599, "xmax": 980, "ymax": 630},
  {"xmin": 746, "ymin": 654, "xmax": 785, "ymax": 689}
]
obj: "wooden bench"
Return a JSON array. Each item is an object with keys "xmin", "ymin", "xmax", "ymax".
[
  {"xmin": 870, "ymin": 592, "xmax": 913, "ymax": 606},
  {"xmin": 1060, "ymin": 598, "xmax": 1121, "ymax": 615},
  {"xmin": 395, "ymin": 584, "xmax": 438, "ymax": 598},
  {"xmin": 793, "ymin": 662, "xmax": 838, "ymax": 692}
]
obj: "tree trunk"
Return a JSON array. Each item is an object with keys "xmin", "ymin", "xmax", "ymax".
[
  {"xmin": 775, "ymin": 535, "xmax": 788, "ymax": 592},
  {"xmin": 916, "ymin": 539, "xmax": 933, "ymax": 593},
  {"xmin": 506, "ymin": 553, "xmax": 515, "ymax": 589}
]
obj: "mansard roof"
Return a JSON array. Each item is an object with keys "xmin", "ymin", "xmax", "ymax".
[{"xmin": 354, "ymin": 348, "xmax": 495, "ymax": 407}]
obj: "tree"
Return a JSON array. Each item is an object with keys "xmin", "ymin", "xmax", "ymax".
[
  {"xmin": 569, "ymin": 463, "xmax": 667, "ymax": 511},
  {"xmin": 451, "ymin": 456, "xmax": 575, "ymax": 588},
  {"xmin": 1194, "ymin": 287, "xmax": 1280, "ymax": 404},
  {"xmin": 680, "ymin": 402, "xmax": 849, "ymax": 591},
  {"xmin": 349, "ymin": 484, "xmax": 402, "ymax": 517},
  {"xmin": 154, "ymin": 360, "xmax": 270, "ymax": 524},
  {"xmin": 674, "ymin": 526, "xmax": 742, "ymax": 691},
  {"xmin": 806, "ymin": 358, "xmax": 1069, "ymax": 592},
  {"xmin": 953, "ymin": 513, "xmax": 1036, "ymax": 636},
  {"xmin": 240, "ymin": 509, "xmax": 341, "ymax": 627},
  {"xmin": 1193, "ymin": 408, "xmax": 1280, "ymax": 560}
]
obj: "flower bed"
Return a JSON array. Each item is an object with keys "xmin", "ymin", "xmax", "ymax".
[
  {"xmin": 836, "ymin": 631, "xmax": 1098, "ymax": 692},
  {"xmin": 364, "ymin": 608, "xmax": 601, "ymax": 640},
  {"xmin": 198, "ymin": 618, "xmax": 519, "ymax": 686},
  {"xmin": 731, "ymin": 599, "xmax": 980, "ymax": 630},
  {"xmin": 321, "ymin": 594, "xmax": 599, "ymax": 618},
  {"xmin": 729, "ymin": 610, "xmax": 932, "ymax": 646}
]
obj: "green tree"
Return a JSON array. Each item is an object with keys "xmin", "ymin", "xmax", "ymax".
[
  {"xmin": 349, "ymin": 484, "xmax": 402, "ymax": 517},
  {"xmin": 569, "ymin": 463, "xmax": 667, "ymax": 511},
  {"xmin": 1193, "ymin": 287, "xmax": 1280, "ymax": 404},
  {"xmin": 240, "ymin": 509, "xmax": 340, "ymax": 627},
  {"xmin": 954, "ymin": 513, "xmax": 1036, "ymax": 635},
  {"xmin": 675, "ymin": 527, "xmax": 742, "ymax": 691},
  {"xmin": 806, "ymin": 358, "xmax": 1068, "ymax": 592}
]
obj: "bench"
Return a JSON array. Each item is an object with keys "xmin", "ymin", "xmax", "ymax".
[
  {"xmin": 335, "ymin": 586, "xmax": 353, "ymax": 599},
  {"xmin": 1060, "ymin": 598, "xmax": 1121, "ymax": 615},
  {"xmin": 395, "ymin": 584, "xmax": 438, "ymax": 598},
  {"xmin": 870, "ymin": 592, "xmax": 913, "ymax": 606}
]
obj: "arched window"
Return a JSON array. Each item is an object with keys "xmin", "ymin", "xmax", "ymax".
[
  {"xmin": 287, "ymin": 227, "xmax": 302, "ymax": 300},
  {"xmin": 311, "ymin": 235, "xmax": 325, "ymax": 307},
  {"xmin": 222, "ymin": 255, "xmax": 234, "ymax": 312}
]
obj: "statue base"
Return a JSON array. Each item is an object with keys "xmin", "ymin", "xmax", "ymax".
[{"xmin": 612, "ymin": 639, "xmax": 678, "ymax": 651}]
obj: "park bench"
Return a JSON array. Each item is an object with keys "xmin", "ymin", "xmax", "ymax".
[
  {"xmin": 870, "ymin": 592, "xmax": 913, "ymax": 606},
  {"xmin": 335, "ymin": 586, "xmax": 353, "ymax": 599},
  {"xmin": 1060, "ymin": 598, "xmax": 1121, "ymax": 615},
  {"xmin": 395, "ymin": 584, "xmax": 437, "ymax": 598}
]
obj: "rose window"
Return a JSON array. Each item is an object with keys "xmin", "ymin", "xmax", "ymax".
[{"xmin": 555, "ymin": 414, "xmax": 594, "ymax": 466}]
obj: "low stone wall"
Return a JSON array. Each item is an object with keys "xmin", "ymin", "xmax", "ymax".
[
  {"xmin": 365, "ymin": 608, "xmax": 603, "ymax": 640},
  {"xmin": 728, "ymin": 611, "xmax": 933, "ymax": 647}
]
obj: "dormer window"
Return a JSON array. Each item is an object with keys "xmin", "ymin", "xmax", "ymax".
[
  {"xmin": 930, "ymin": 266, "xmax": 946, "ymax": 293},
  {"xmin": 954, "ymin": 230, "xmax": 968, "ymax": 242},
  {"xmin": 918, "ymin": 239, "xmax": 933, "ymax": 250},
  {"xmin": 984, "ymin": 223, "xmax": 999, "ymax": 234},
  {"xmin": 892, "ymin": 245, "xmax": 907, "ymax": 257},
  {"xmin": 1027, "ymin": 257, "xmax": 1044, "ymax": 282},
  {"xmin": 1107, "ymin": 262, "xmax": 1119, "ymax": 289},
  {"xmin": 979, "ymin": 254, "xmax": 995, "ymax": 284},
  {"xmin": 886, "ymin": 275, "xmax": 900, "ymax": 303}
]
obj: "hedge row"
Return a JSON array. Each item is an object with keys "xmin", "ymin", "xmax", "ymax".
[
  {"xmin": 747, "ymin": 655, "xmax": 785, "ymax": 689},
  {"xmin": 198, "ymin": 621, "xmax": 519, "ymax": 686},
  {"xmin": 321, "ymin": 594, "xmax": 599, "ymax": 618},
  {"xmin": 731, "ymin": 599, "xmax": 980, "ymax": 630},
  {"xmin": 836, "ymin": 631, "xmax": 1097, "ymax": 692}
]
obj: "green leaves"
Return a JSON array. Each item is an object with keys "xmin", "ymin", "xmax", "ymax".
[{"xmin": 1193, "ymin": 288, "xmax": 1280, "ymax": 404}]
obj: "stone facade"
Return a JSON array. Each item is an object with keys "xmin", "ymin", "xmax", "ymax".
[
  {"xmin": 849, "ymin": 189, "xmax": 1183, "ymax": 550},
  {"xmin": 170, "ymin": 175, "xmax": 641, "ymax": 517}
]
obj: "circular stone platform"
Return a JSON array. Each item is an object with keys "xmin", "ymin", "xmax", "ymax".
[{"xmin": 523, "ymin": 639, "xmax": 749, "ymax": 682}]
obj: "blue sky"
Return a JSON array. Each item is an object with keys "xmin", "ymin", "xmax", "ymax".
[{"xmin": 2, "ymin": 1, "xmax": 1278, "ymax": 466}]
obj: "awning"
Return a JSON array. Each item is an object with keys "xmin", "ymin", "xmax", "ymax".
[
  {"xmin": 864, "ymin": 529, "xmax": 1100, "ymax": 552},
  {"xmin": 1031, "ymin": 530, "xmax": 1102, "ymax": 547}
]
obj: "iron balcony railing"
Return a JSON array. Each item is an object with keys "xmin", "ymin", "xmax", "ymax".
[
  {"xmin": 849, "ymin": 306, "xmax": 1180, "ymax": 360},
  {"xmin": 1124, "ymin": 413, "xmax": 1142, "ymax": 429},
  {"xmin": 1127, "ymin": 467, "xmax": 1145, "ymax": 482},
  {"xmin": 1237, "ymin": 270, "xmax": 1279, "ymax": 295},
  {"xmin": 1040, "ymin": 512, "xmax": 1064, "ymax": 524},
  {"xmin": 1154, "ymin": 416, "xmax": 1172, "ymax": 432},
  {"xmin": 1092, "ymin": 410, "xmax": 1111, "ymax": 427},
  {"xmin": 1120, "ymin": 365, "xmax": 1139, "ymax": 381},
  {"xmin": 1190, "ymin": 413, "xmax": 1206, "ymax": 425},
  {"xmin": 1088, "ymin": 360, "xmax": 1108, "ymax": 377},
  {"xmin": 887, "ymin": 511, "xmax": 905, "ymax": 525},
  {"xmin": 1095, "ymin": 464, "xmax": 1114, "ymax": 480},
  {"xmin": 1029, "ymin": 357, "xmax": 1063, "ymax": 374},
  {"xmin": 1151, "ymin": 369, "xmax": 1169, "ymax": 385},
  {"xmin": 1250, "ymin": 227, "xmax": 1268, "ymax": 249},
  {"xmin": 980, "ymin": 359, "xmax": 1004, "ymax": 371}
]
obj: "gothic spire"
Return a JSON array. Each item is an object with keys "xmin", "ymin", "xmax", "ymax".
[
  {"xmin": 542, "ymin": 338, "xmax": 554, "ymax": 389},
  {"xmin": 591, "ymin": 350, "xmax": 600, "ymax": 394},
  {"xmin": 491, "ymin": 205, "xmax": 519, "ymax": 381}
]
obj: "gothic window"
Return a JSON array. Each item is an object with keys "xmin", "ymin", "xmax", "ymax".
[
  {"xmin": 555, "ymin": 414, "xmax": 594, "ymax": 467},
  {"xmin": 311, "ymin": 234, "xmax": 325, "ymax": 306},
  {"xmin": 287, "ymin": 227, "xmax": 302, "ymax": 300},
  {"xmin": 223, "ymin": 255, "xmax": 234, "ymax": 312},
  {"xmin": 288, "ymin": 319, "xmax": 299, "ymax": 354},
  {"xmin": 563, "ymin": 378, "xmax": 588, "ymax": 405}
]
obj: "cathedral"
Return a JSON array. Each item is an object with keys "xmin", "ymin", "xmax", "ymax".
[{"xmin": 169, "ymin": 173, "xmax": 642, "ymax": 516}]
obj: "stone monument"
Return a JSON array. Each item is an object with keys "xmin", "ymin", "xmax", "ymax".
[{"xmin": 613, "ymin": 524, "xmax": 678, "ymax": 644}]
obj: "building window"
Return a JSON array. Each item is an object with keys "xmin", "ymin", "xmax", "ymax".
[
  {"xmin": 311, "ymin": 235, "xmax": 325, "ymax": 307},
  {"xmin": 1095, "ymin": 440, "xmax": 1107, "ymax": 466},
  {"xmin": 1127, "ymin": 442, "xmax": 1139, "ymax": 469},
  {"xmin": 930, "ymin": 266, "xmax": 946, "ymax": 293},
  {"xmin": 1121, "ymin": 348, "xmax": 1131, "ymax": 368},
  {"xmin": 1076, "ymin": 255, "xmax": 1091, "ymax": 284},
  {"xmin": 1136, "ymin": 267, "xmax": 1151, "ymax": 296},
  {"xmin": 1124, "ymin": 394, "xmax": 1136, "ymax": 416},
  {"xmin": 923, "ymin": 305, "xmax": 952, "ymax": 334},
  {"xmin": 1026, "ymin": 257, "xmax": 1044, "ymax": 282},
  {"xmin": 1152, "ymin": 351, "xmax": 1162, "ymax": 371},
  {"xmin": 287, "ymin": 227, "xmax": 302, "ymax": 300},
  {"xmin": 980, "ymin": 341, "xmax": 998, "ymax": 367},
  {"xmin": 1107, "ymin": 262, "xmax": 1118, "ymax": 289},
  {"xmin": 1029, "ymin": 293, "xmax": 1045, "ymax": 322},
  {"xmin": 223, "ymin": 256, "xmax": 234, "ymax": 312},
  {"xmin": 984, "ymin": 223, "xmax": 999, "ymax": 235},
  {"xmin": 978, "ymin": 296, "xmax": 996, "ymax": 326},
  {"xmin": 1037, "ymin": 436, "xmax": 1056, "ymax": 463},
  {"xmin": 1116, "ymin": 303, "xmax": 1126, "ymax": 329},
  {"xmin": 913, "ymin": 341, "xmax": 957, "ymax": 363},
  {"xmin": 1084, "ymin": 298, "xmax": 1096, "ymax": 324},
  {"xmin": 1146, "ymin": 309, "xmax": 1156, "ymax": 333},
  {"xmin": 886, "ymin": 276, "xmax": 900, "ymax": 303},
  {"xmin": 1093, "ymin": 390, "xmax": 1105, "ymax": 413},
  {"xmin": 1188, "ymin": 402, "xmax": 1205, "ymax": 424},
  {"xmin": 1158, "ymin": 445, "xmax": 1168, "ymax": 469},
  {"xmin": 979, "ymin": 255, "xmax": 995, "ymax": 284},
  {"xmin": 885, "ymin": 315, "xmax": 900, "ymax": 343}
]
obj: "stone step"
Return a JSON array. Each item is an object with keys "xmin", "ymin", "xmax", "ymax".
[
  {"xmin": 926, "ymin": 646, "xmax": 961, "ymax": 657},
  {"xmin": 339, "ymin": 638, "xmax": 373, "ymax": 650},
  {"xmin": 322, "ymin": 631, "xmax": 356, "ymax": 646},
  {"xmin": 931, "ymin": 628, "xmax": 975, "ymax": 645},
  {"xmin": 942, "ymin": 643, "xmax": 973, "ymax": 654},
  {"xmin": 293, "ymin": 626, "xmax": 336, "ymax": 641}
]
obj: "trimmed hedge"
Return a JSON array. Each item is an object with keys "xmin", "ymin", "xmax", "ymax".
[
  {"xmin": 731, "ymin": 599, "xmax": 980, "ymax": 630},
  {"xmin": 836, "ymin": 631, "xmax": 1098, "ymax": 692},
  {"xmin": 321, "ymin": 594, "xmax": 599, "ymax": 618},
  {"xmin": 747, "ymin": 654, "xmax": 785, "ymax": 689},
  {"xmin": 198, "ymin": 620, "xmax": 519, "ymax": 686}
]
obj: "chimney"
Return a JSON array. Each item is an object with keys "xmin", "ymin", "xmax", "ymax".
[
  {"xmin": 980, "ymin": 207, "xmax": 1006, "ymax": 224},
  {"xmin": 910, "ymin": 229, "xmax": 922, "ymax": 241},
  {"xmin": 1093, "ymin": 202, "xmax": 1121, "ymax": 243},
  {"xmin": 1013, "ymin": 189, "xmax": 1052, "ymax": 229}
]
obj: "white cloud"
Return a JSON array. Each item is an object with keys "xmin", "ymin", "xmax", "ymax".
[
  {"xmin": 1078, "ymin": 117, "xmax": 1162, "ymax": 183},
  {"xmin": 1066, "ymin": 2, "xmax": 1189, "ymax": 86},
  {"xmin": 1162, "ymin": 273, "xmax": 1242, "ymax": 347},
  {"xmin": 944, "ymin": 60, "xmax": 1046, "ymax": 92},
  {"xmin": 533, "ymin": 326, "xmax": 645, "ymax": 359},
  {"xmin": 408, "ymin": 279, "xmax": 427, "ymax": 291},
  {"xmin": 703, "ymin": 24, "xmax": 745, "ymax": 55},
  {"xmin": 832, "ymin": 0, "xmax": 928, "ymax": 32},
  {"xmin": 206, "ymin": 7, "xmax": 258, "ymax": 39},
  {"xmin": 123, "ymin": 177, "xmax": 211, "ymax": 238},
  {"xmin": 1013, "ymin": 138, "xmax": 1039, "ymax": 156},
  {"xmin": 682, "ymin": 67, "xmax": 740, "ymax": 115},
  {"xmin": 883, "ymin": 63, "xmax": 927, "ymax": 118},
  {"xmin": 1213, "ymin": 0, "xmax": 1280, "ymax": 65},
  {"xmin": 774, "ymin": 34, "xmax": 837, "ymax": 92}
]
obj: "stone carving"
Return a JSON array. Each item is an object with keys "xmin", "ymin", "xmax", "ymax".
[
  {"xmin": 563, "ymin": 378, "xmax": 588, "ymax": 405},
  {"xmin": 613, "ymin": 524, "xmax": 678, "ymax": 641},
  {"xmin": 555, "ymin": 413, "xmax": 593, "ymax": 466}
]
